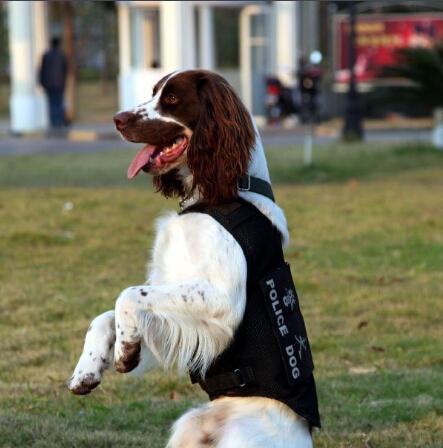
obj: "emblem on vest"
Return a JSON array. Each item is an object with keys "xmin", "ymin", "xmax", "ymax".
[
  {"xmin": 295, "ymin": 335, "xmax": 308, "ymax": 359},
  {"xmin": 283, "ymin": 288, "xmax": 296, "ymax": 311}
]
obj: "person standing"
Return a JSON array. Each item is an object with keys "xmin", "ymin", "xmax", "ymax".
[{"xmin": 39, "ymin": 37, "xmax": 67, "ymax": 127}]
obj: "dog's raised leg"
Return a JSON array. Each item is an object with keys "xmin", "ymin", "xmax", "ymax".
[
  {"xmin": 68, "ymin": 310, "xmax": 115, "ymax": 395},
  {"xmin": 113, "ymin": 281, "xmax": 237, "ymax": 375}
]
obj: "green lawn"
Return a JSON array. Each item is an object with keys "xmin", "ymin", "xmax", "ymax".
[
  {"xmin": 0, "ymin": 81, "xmax": 118, "ymax": 122},
  {"xmin": 0, "ymin": 142, "xmax": 442, "ymax": 447}
]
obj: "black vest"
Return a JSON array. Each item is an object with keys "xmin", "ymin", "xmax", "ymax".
[{"xmin": 181, "ymin": 200, "xmax": 320, "ymax": 428}]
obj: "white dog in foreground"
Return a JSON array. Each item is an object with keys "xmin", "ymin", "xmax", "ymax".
[{"xmin": 68, "ymin": 70, "xmax": 320, "ymax": 447}]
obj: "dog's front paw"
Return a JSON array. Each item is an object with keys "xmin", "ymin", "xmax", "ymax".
[
  {"xmin": 68, "ymin": 311, "xmax": 116, "ymax": 395},
  {"xmin": 68, "ymin": 349, "xmax": 112, "ymax": 395},
  {"xmin": 114, "ymin": 288, "xmax": 143, "ymax": 373},
  {"xmin": 114, "ymin": 340, "xmax": 141, "ymax": 373},
  {"xmin": 68, "ymin": 371, "xmax": 101, "ymax": 395}
]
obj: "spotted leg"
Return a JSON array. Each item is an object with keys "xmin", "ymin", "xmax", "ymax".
[
  {"xmin": 114, "ymin": 281, "xmax": 237, "ymax": 375},
  {"xmin": 68, "ymin": 310, "xmax": 115, "ymax": 395}
]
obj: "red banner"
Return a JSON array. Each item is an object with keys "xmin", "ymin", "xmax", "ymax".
[{"xmin": 335, "ymin": 14, "xmax": 443, "ymax": 84}]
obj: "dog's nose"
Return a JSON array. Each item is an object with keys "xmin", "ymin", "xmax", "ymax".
[{"xmin": 113, "ymin": 112, "xmax": 138, "ymax": 131}]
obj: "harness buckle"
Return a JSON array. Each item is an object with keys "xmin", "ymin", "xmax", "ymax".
[
  {"xmin": 237, "ymin": 175, "xmax": 251, "ymax": 192},
  {"xmin": 234, "ymin": 368, "xmax": 247, "ymax": 387}
]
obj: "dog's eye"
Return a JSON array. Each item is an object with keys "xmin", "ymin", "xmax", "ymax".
[{"xmin": 164, "ymin": 94, "xmax": 179, "ymax": 105}]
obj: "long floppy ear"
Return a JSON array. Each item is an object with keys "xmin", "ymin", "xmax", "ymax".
[{"xmin": 187, "ymin": 72, "xmax": 255, "ymax": 205}]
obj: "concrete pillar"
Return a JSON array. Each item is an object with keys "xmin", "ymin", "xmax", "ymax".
[
  {"xmin": 117, "ymin": 2, "xmax": 146, "ymax": 110},
  {"xmin": 198, "ymin": 5, "xmax": 215, "ymax": 70},
  {"xmin": 160, "ymin": 1, "xmax": 196, "ymax": 71},
  {"xmin": 8, "ymin": 1, "xmax": 49, "ymax": 133},
  {"xmin": 274, "ymin": 1, "xmax": 298, "ymax": 87},
  {"xmin": 118, "ymin": 3, "xmax": 131, "ymax": 74}
]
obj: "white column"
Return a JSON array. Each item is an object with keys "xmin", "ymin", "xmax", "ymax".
[
  {"xmin": 118, "ymin": 3, "xmax": 131, "ymax": 74},
  {"xmin": 198, "ymin": 5, "xmax": 215, "ymax": 70},
  {"xmin": 184, "ymin": 3, "xmax": 196, "ymax": 68},
  {"xmin": 8, "ymin": 1, "xmax": 49, "ymax": 133},
  {"xmin": 160, "ymin": 1, "xmax": 196, "ymax": 71},
  {"xmin": 274, "ymin": 1, "xmax": 298, "ymax": 87},
  {"xmin": 118, "ymin": 2, "xmax": 130, "ymax": 110}
]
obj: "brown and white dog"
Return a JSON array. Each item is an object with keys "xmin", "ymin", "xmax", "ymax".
[{"xmin": 68, "ymin": 70, "xmax": 312, "ymax": 447}]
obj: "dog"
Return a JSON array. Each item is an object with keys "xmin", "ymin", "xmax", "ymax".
[{"xmin": 68, "ymin": 70, "xmax": 319, "ymax": 447}]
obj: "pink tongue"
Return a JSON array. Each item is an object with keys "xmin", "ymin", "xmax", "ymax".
[{"xmin": 127, "ymin": 144, "xmax": 157, "ymax": 179}]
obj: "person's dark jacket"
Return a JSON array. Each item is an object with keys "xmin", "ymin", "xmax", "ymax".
[{"xmin": 39, "ymin": 49, "xmax": 67, "ymax": 91}]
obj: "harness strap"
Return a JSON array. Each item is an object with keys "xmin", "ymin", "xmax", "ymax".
[
  {"xmin": 191, "ymin": 367, "xmax": 256, "ymax": 393},
  {"xmin": 181, "ymin": 201, "xmax": 270, "ymax": 396},
  {"xmin": 181, "ymin": 201, "xmax": 263, "ymax": 396},
  {"xmin": 238, "ymin": 175, "xmax": 275, "ymax": 202},
  {"xmin": 180, "ymin": 200, "xmax": 257, "ymax": 233}
]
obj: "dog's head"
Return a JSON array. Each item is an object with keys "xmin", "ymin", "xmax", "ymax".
[{"xmin": 114, "ymin": 70, "xmax": 255, "ymax": 204}]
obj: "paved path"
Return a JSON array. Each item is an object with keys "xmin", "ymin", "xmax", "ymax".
[
  {"xmin": 0, "ymin": 137, "xmax": 133, "ymax": 155},
  {"xmin": 0, "ymin": 125, "xmax": 433, "ymax": 156}
]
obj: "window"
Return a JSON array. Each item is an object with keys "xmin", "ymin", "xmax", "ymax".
[{"xmin": 130, "ymin": 8, "xmax": 161, "ymax": 69}]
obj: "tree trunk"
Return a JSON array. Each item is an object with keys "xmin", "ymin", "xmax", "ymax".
[{"xmin": 63, "ymin": 1, "xmax": 76, "ymax": 123}]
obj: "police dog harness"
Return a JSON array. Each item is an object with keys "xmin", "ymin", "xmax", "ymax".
[{"xmin": 180, "ymin": 199, "xmax": 321, "ymax": 428}]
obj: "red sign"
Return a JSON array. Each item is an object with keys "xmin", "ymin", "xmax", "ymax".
[{"xmin": 335, "ymin": 14, "xmax": 443, "ymax": 83}]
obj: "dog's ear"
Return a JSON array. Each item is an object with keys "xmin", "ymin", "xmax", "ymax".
[{"xmin": 187, "ymin": 72, "xmax": 255, "ymax": 205}]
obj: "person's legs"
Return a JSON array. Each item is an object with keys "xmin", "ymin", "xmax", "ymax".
[
  {"xmin": 47, "ymin": 89, "xmax": 65, "ymax": 127},
  {"xmin": 46, "ymin": 90, "xmax": 57, "ymax": 126},
  {"xmin": 53, "ymin": 90, "xmax": 65, "ymax": 126}
]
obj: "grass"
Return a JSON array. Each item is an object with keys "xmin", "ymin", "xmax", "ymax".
[
  {"xmin": 0, "ymin": 141, "xmax": 442, "ymax": 188},
  {"xmin": 0, "ymin": 81, "xmax": 117, "ymax": 122},
  {"xmin": 0, "ymin": 142, "xmax": 442, "ymax": 447}
]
